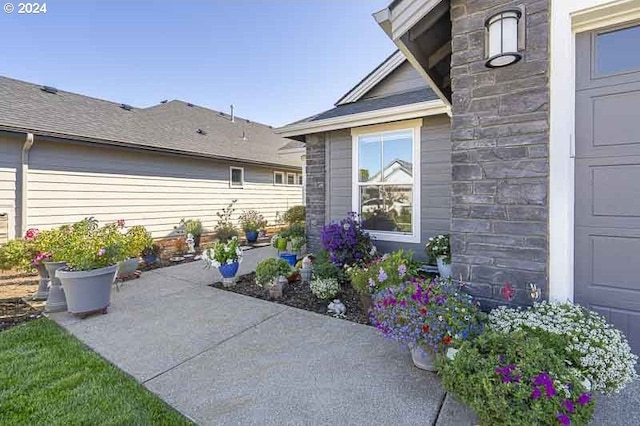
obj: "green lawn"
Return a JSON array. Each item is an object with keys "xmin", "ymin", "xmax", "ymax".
[{"xmin": 0, "ymin": 318, "xmax": 193, "ymax": 426}]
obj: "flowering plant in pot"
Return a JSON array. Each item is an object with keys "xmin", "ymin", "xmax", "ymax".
[
  {"xmin": 117, "ymin": 222, "xmax": 153, "ymax": 279},
  {"xmin": 238, "ymin": 210, "xmax": 267, "ymax": 243},
  {"xmin": 177, "ymin": 218, "xmax": 203, "ymax": 247},
  {"xmin": 370, "ymin": 278, "xmax": 484, "ymax": 371},
  {"xmin": 425, "ymin": 234, "xmax": 451, "ymax": 278},
  {"xmin": 202, "ymin": 237, "xmax": 243, "ymax": 286},
  {"xmin": 438, "ymin": 330, "xmax": 595, "ymax": 425},
  {"xmin": 320, "ymin": 212, "xmax": 374, "ymax": 267},
  {"xmin": 55, "ymin": 219, "xmax": 128, "ymax": 316},
  {"xmin": 271, "ymin": 234, "xmax": 288, "ymax": 252},
  {"xmin": 488, "ymin": 301, "xmax": 638, "ymax": 394},
  {"xmin": 255, "ymin": 257, "xmax": 292, "ymax": 299}
]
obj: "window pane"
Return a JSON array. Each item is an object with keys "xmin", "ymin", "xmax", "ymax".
[
  {"xmin": 382, "ymin": 130, "xmax": 413, "ymax": 184},
  {"xmin": 231, "ymin": 169, "xmax": 242, "ymax": 185},
  {"xmin": 596, "ymin": 24, "xmax": 640, "ymax": 75},
  {"xmin": 287, "ymin": 174, "xmax": 295, "ymax": 185},
  {"xmin": 358, "ymin": 134, "xmax": 382, "ymax": 183},
  {"xmin": 360, "ymin": 185, "xmax": 412, "ymax": 233},
  {"xmin": 274, "ymin": 173, "xmax": 283, "ymax": 184},
  {"xmin": 298, "ymin": 174, "xmax": 303, "ymax": 185}
]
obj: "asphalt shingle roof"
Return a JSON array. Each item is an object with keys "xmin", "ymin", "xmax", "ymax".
[
  {"xmin": 0, "ymin": 76, "xmax": 303, "ymax": 168},
  {"xmin": 294, "ymin": 87, "xmax": 438, "ymax": 124}
]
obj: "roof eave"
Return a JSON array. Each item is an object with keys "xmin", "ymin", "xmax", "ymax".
[
  {"xmin": 275, "ymin": 99, "xmax": 449, "ymax": 138},
  {"xmin": 0, "ymin": 125, "xmax": 302, "ymax": 171}
]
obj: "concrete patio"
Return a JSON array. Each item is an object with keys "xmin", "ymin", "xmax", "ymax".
[{"xmin": 48, "ymin": 246, "xmax": 639, "ymax": 425}]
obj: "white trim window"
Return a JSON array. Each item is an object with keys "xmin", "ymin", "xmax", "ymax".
[
  {"xmin": 274, "ymin": 171, "xmax": 284, "ymax": 185},
  {"xmin": 351, "ymin": 119, "xmax": 422, "ymax": 243},
  {"xmin": 229, "ymin": 166, "xmax": 244, "ymax": 187},
  {"xmin": 297, "ymin": 173, "xmax": 303, "ymax": 185},
  {"xmin": 287, "ymin": 172, "xmax": 296, "ymax": 185}
]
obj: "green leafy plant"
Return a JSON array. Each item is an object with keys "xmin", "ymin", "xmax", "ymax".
[
  {"xmin": 282, "ymin": 205, "xmax": 305, "ymax": 224},
  {"xmin": 125, "ymin": 225, "xmax": 153, "ymax": 258},
  {"xmin": 279, "ymin": 222, "xmax": 305, "ymax": 240},
  {"xmin": 439, "ymin": 330, "xmax": 595, "ymax": 426},
  {"xmin": 425, "ymin": 234, "xmax": 450, "ymax": 264},
  {"xmin": 215, "ymin": 200, "xmax": 238, "ymax": 241},
  {"xmin": 255, "ymin": 258, "xmax": 292, "ymax": 288},
  {"xmin": 312, "ymin": 250, "xmax": 343, "ymax": 281},
  {"xmin": 238, "ymin": 210, "xmax": 267, "ymax": 233},
  {"xmin": 57, "ymin": 219, "xmax": 129, "ymax": 271},
  {"xmin": 202, "ymin": 237, "xmax": 242, "ymax": 268},
  {"xmin": 0, "ymin": 239, "xmax": 31, "ymax": 271},
  {"xmin": 310, "ymin": 278, "xmax": 340, "ymax": 300},
  {"xmin": 178, "ymin": 218, "xmax": 203, "ymax": 237},
  {"xmin": 347, "ymin": 250, "xmax": 419, "ymax": 295}
]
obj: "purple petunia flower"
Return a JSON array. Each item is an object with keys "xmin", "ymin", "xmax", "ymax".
[
  {"xmin": 533, "ymin": 372, "xmax": 552, "ymax": 387},
  {"xmin": 556, "ymin": 413, "xmax": 571, "ymax": 426},
  {"xmin": 368, "ymin": 278, "xmax": 376, "ymax": 288},
  {"xmin": 563, "ymin": 399, "xmax": 575, "ymax": 414},
  {"xmin": 531, "ymin": 388, "xmax": 541, "ymax": 400},
  {"xmin": 546, "ymin": 385, "xmax": 557, "ymax": 399},
  {"xmin": 398, "ymin": 264, "xmax": 407, "ymax": 278},
  {"xmin": 378, "ymin": 267, "xmax": 388, "ymax": 283},
  {"xmin": 578, "ymin": 393, "xmax": 591, "ymax": 406}
]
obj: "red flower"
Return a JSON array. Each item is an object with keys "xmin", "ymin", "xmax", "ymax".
[
  {"xmin": 24, "ymin": 228, "xmax": 39, "ymax": 241},
  {"xmin": 117, "ymin": 219, "xmax": 126, "ymax": 228},
  {"xmin": 422, "ymin": 325, "xmax": 430, "ymax": 333},
  {"xmin": 500, "ymin": 283, "xmax": 516, "ymax": 302},
  {"xmin": 443, "ymin": 335, "xmax": 453, "ymax": 345},
  {"xmin": 420, "ymin": 307, "xmax": 427, "ymax": 315}
]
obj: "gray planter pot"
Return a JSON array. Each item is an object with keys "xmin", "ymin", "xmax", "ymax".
[
  {"xmin": 32, "ymin": 263, "xmax": 50, "ymax": 301},
  {"xmin": 411, "ymin": 346, "xmax": 437, "ymax": 372},
  {"xmin": 117, "ymin": 258, "xmax": 139, "ymax": 279},
  {"xmin": 57, "ymin": 264, "xmax": 118, "ymax": 315},
  {"xmin": 300, "ymin": 267, "xmax": 312, "ymax": 284},
  {"xmin": 44, "ymin": 261, "xmax": 68, "ymax": 313},
  {"xmin": 437, "ymin": 256, "xmax": 452, "ymax": 279}
]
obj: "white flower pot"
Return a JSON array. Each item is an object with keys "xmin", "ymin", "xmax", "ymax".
[
  {"xmin": 437, "ymin": 256, "xmax": 452, "ymax": 278},
  {"xmin": 411, "ymin": 346, "xmax": 437, "ymax": 372},
  {"xmin": 57, "ymin": 264, "xmax": 118, "ymax": 316},
  {"xmin": 300, "ymin": 267, "xmax": 312, "ymax": 283}
]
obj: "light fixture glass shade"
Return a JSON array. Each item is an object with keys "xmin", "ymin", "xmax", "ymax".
[{"xmin": 486, "ymin": 10, "xmax": 522, "ymax": 68}]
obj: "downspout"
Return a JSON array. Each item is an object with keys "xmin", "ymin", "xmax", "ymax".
[{"xmin": 19, "ymin": 133, "xmax": 34, "ymax": 237}]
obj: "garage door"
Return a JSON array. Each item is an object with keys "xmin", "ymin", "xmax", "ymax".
[{"xmin": 575, "ymin": 23, "xmax": 640, "ymax": 356}]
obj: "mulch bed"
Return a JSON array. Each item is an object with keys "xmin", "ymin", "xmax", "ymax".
[
  {"xmin": 210, "ymin": 272, "xmax": 370, "ymax": 325},
  {"xmin": 0, "ymin": 298, "xmax": 43, "ymax": 331}
]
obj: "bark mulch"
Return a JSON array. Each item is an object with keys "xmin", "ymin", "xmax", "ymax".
[
  {"xmin": 209, "ymin": 272, "xmax": 370, "ymax": 325},
  {"xmin": 0, "ymin": 298, "xmax": 43, "ymax": 331}
]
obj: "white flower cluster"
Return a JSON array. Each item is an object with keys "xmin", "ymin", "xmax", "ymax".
[
  {"xmin": 489, "ymin": 301, "xmax": 638, "ymax": 394},
  {"xmin": 310, "ymin": 278, "xmax": 340, "ymax": 300}
]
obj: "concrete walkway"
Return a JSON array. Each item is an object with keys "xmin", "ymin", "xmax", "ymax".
[{"xmin": 48, "ymin": 247, "xmax": 640, "ymax": 425}]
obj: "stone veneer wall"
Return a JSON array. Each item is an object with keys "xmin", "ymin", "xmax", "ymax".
[
  {"xmin": 449, "ymin": 0, "xmax": 550, "ymax": 308},
  {"xmin": 305, "ymin": 133, "xmax": 326, "ymax": 253}
]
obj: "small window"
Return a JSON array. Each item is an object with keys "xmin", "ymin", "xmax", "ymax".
[
  {"xmin": 274, "ymin": 171, "xmax": 284, "ymax": 185},
  {"xmin": 230, "ymin": 167, "xmax": 244, "ymax": 187},
  {"xmin": 596, "ymin": 24, "xmax": 640, "ymax": 76},
  {"xmin": 287, "ymin": 173, "xmax": 295, "ymax": 185},
  {"xmin": 297, "ymin": 174, "xmax": 303, "ymax": 185}
]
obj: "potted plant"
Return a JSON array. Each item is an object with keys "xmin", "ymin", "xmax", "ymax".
[
  {"xmin": 36, "ymin": 225, "xmax": 73, "ymax": 312},
  {"xmin": 255, "ymin": 257, "xmax": 292, "ymax": 299},
  {"xmin": 370, "ymin": 278, "xmax": 484, "ymax": 371},
  {"xmin": 425, "ymin": 234, "xmax": 451, "ymax": 278},
  {"xmin": 142, "ymin": 243, "xmax": 162, "ymax": 264},
  {"xmin": 271, "ymin": 234, "xmax": 288, "ymax": 252},
  {"xmin": 300, "ymin": 255, "xmax": 313, "ymax": 283},
  {"xmin": 55, "ymin": 219, "xmax": 128, "ymax": 316},
  {"xmin": 117, "ymin": 223, "xmax": 152, "ymax": 279},
  {"xmin": 215, "ymin": 200, "xmax": 239, "ymax": 242},
  {"xmin": 177, "ymin": 218, "xmax": 204, "ymax": 247},
  {"xmin": 238, "ymin": 210, "xmax": 267, "ymax": 244},
  {"xmin": 0, "ymin": 229, "xmax": 52, "ymax": 301},
  {"xmin": 202, "ymin": 237, "xmax": 243, "ymax": 287}
]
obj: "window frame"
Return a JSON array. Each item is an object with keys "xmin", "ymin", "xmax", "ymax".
[
  {"xmin": 286, "ymin": 172, "xmax": 296, "ymax": 185},
  {"xmin": 297, "ymin": 173, "xmax": 303, "ymax": 185},
  {"xmin": 229, "ymin": 166, "xmax": 244, "ymax": 188},
  {"xmin": 274, "ymin": 171, "xmax": 285, "ymax": 185},
  {"xmin": 351, "ymin": 119, "xmax": 422, "ymax": 244}
]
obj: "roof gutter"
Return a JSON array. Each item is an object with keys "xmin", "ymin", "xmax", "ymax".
[
  {"xmin": 276, "ymin": 99, "xmax": 448, "ymax": 138},
  {"xmin": 0, "ymin": 125, "xmax": 301, "ymax": 172}
]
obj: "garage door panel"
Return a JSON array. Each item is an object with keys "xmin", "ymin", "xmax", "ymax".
[
  {"xmin": 575, "ymin": 157, "xmax": 640, "ymax": 228},
  {"xmin": 576, "ymin": 85, "xmax": 640, "ymax": 158}
]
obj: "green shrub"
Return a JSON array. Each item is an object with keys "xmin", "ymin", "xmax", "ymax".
[
  {"xmin": 312, "ymin": 250, "xmax": 343, "ymax": 281},
  {"xmin": 439, "ymin": 330, "xmax": 595, "ymax": 426},
  {"xmin": 255, "ymin": 258, "xmax": 292, "ymax": 287},
  {"xmin": 215, "ymin": 200, "xmax": 238, "ymax": 242},
  {"xmin": 178, "ymin": 218, "xmax": 203, "ymax": 237},
  {"xmin": 348, "ymin": 250, "xmax": 418, "ymax": 295},
  {"xmin": 279, "ymin": 222, "xmax": 305, "ymax": 240},
  {"xmin": 125, "ymin": 225, "xmax": 153, "ymax": 258},
  {"xmin": 282, "ymin": 205, "xmax": 305, "ymax": 224},
  {"xmin": 0, "ymin": 239, "xmax": 30, "ymax": 271}
]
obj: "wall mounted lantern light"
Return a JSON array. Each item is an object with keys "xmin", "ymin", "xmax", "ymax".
[{"xmin": 485, "ymin": 9, "xmax": 524, "ymax": 68}]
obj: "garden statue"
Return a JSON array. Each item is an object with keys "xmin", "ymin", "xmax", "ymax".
[
  {"xmin": 186, "ymin": 233, "xmax": 196, "ymax": 254},
  {"xmin": 327, "ymin": 299, "xmax": 346, "ymax": 318}
]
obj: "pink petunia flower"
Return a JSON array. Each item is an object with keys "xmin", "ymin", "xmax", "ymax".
[
  {"xmin": 24, "ymin": 228, "xmax": 39, "ymax": 241},
  {"xmin": 98, "ymin": 248, "xmax": 106, "ymax": 256}
]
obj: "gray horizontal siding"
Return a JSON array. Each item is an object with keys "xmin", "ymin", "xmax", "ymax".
[
  {"xmin": 362, "ymin": 61, "xmax": 428, "ymax": 100},
  {"xmin": 0, "ymin": 134, "xmax": 21, "ymax": 240},
  {"xmin": 325, "ymin": 114, "xmax": 451, "ymax": 261}
]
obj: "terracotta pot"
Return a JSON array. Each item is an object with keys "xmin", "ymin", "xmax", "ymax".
[{"xmin": 287, "ymin": 271, "xmax": 300, "ymax": 284}]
